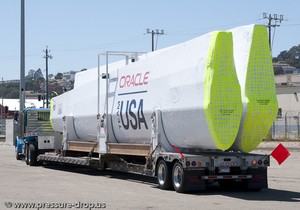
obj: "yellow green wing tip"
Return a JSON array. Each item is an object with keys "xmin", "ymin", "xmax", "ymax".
[
  {"xmin": 239, "ymin": 25, "xmax": 278, "ymax": 152},
  {"xmin": 204, "ymin": 31, "xmax": 243, "ymax": 151}
]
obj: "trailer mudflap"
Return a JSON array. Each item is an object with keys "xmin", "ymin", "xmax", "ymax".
[
  {"xmin": 245, "ymin": 168, "xmax": 268, "ymax": 190},
  {"xmin": 183, "ymin": 169, "xmax": 206, "ymax": 192}
]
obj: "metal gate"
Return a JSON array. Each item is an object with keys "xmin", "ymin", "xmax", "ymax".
[{"xmin": 272, "ymin": 111, "xmax": 300, "ymax": 139}]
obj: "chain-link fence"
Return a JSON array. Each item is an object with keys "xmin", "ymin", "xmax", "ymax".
[
  {"xmin": 0, "ymin": 118, "xmax": 6, "ymax": 135},
  {"xmin": 272, "ymin": 111, "xmax": 300, "ymax": 139}
]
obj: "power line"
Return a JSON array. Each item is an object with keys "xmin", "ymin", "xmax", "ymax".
[
  {"xmin": 281, "ymin": 23, "xmax": 300, "ymax": 27},
  {"xmin": 272, "ymin": 26, "xmax": 277, "ymax": 51},
  {"xmin": 166, "ymin": 18, "xmax": 261, "ymax": 36}
]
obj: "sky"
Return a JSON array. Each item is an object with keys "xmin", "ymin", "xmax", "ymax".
[{"xmin": 1, "ymin": 0, "xmax": 300, "ymax": 80}]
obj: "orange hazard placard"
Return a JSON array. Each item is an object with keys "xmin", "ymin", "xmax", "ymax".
[{"xmin": 271, "ymin": 143, "xmax": 290, "ymax": 165}]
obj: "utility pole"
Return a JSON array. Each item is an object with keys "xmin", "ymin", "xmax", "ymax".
[
  {"xmin": 146, "ymin": 28, "xmax": 165, "ymax": 51},
  {"xmin": 19, "ymin": 0, "xmax": 26, "ymax": 140},
  {"xmin": 43, "ymin": 46, "xmax": 52, "ymax": 108},
  {"xmin": 263, "ymin": 13, "xmax": 284, "ymax": 52}
]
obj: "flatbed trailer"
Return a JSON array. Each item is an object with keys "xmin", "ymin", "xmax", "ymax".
[{"xmin": 17, "ymin": 109, "xmax": 269, "ymax": 193}]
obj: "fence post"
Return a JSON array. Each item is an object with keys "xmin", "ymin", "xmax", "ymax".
[
  {"xmin": 272, "ymin": 122, "xmax": 275, "ymax": 139},
  {"xmin": 298, "ymin": 112, "xmax": 300, "ymax": 139},
  {"xmin": 285, "ymin": 112, "xmax": 288, "ymax": 138}
]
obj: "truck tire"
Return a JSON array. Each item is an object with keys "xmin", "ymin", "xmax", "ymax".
[
  {"xmin": 25, "ymin": 144, "xmax": 29, "ymax": 165},
  {"xmin": 15, "ymin": 146, "xmax": 23, "ymax": 161},
  {"xmin": 28, "ymin": 144, "xmax": 37, "ymax": 166},
  {"xmin": 157, "ymin": 159, "xmax": 173, "ymax": 190},
  {"xmin": 15, "ymin": 152, "xmax": 22, "ymax": 160},
  {"xmin": 172, "ymin": 161, "xmax": 187, "ymax": 193}
]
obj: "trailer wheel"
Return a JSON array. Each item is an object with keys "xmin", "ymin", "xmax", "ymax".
[
  {"xmin": 28, "ymin": 144, "xmax": 37, "ymax": 166},
  {"xmin": 172, "ymin": 162, "xmax": 186, "ymax": 193},
  {"xmin": 157, "ymin": 159, "xmax": 173, "ymax": 190}
]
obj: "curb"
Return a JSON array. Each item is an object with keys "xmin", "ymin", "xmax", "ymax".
[{"xmin": 257, "ymin": 141, "xmax": 300, "ymax": 151}]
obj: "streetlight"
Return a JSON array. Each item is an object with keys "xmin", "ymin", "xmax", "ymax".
[{"xmin": 19, "ymin": 0, "xmax": 26, "ymax": 140}]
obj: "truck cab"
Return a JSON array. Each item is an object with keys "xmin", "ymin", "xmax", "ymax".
[{"xmin": 15, "ymin": 108, "xmax": 62, "ymax": 165}]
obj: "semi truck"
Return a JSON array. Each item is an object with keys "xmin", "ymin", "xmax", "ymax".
[
  {"xmin": 15, "ymin": 24, "xmax": 276, "ymax": 193},
  {"xmin": 16, "ymin": 107, "xmax": 270, "ymax": 193}
]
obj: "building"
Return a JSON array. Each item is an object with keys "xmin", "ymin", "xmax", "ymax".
[
  {"xmin": 274, "ymin": 74, "xmax": 300, "ymax": 139},
  {"xmin": 275, "ymin": 73, "xmax": 300, "ymax": 115},
  {"xmin": 276, "ymin": 74, "xmax": 300, "ymax": 87},
  {"xmin": 273, "ymin": 63, "xmax": 299, "ymax": 74},
  {"xmin": 61, "ymin": 70, "xmax": 78, "ymax": 90},
  {"xmin": 0, "ymin": 99, "xmax": 44, "ymax": 112}
]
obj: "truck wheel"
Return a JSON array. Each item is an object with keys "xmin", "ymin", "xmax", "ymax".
[
  {"xmin": 172, "ymin": 162, "xmax": 187, "ymax": 193},
  {"xmin": 157, "ymin": 159, "xmax": 173, "ymax": 190},
  {"xmin": 28, "ymin": 144, "xmax": 37, "ymax": 166},
  {"xmin": 15, "ymin": 152, "xmax": 22, "ymax": 160},
  {"xmin": 25, "ymin": 144, "xmax": 29, "ymax": 165},
  {"xmin": 15, "ymin": 146, "xmax": 22, "ymax": 161}
]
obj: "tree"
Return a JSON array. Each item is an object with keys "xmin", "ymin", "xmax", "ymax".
[
  {"xmin": 274, "ymin": 66, "xmax": 284, "ymax": 75},
  {"xmin": 55, "ymin": 72, "xmax": 63, "ymax": 79},
  {"xmin": 273, "ymin": 45, "xmax": 300, "ymax": 69},
  {"xmin": 34, "ymin": 68, "xmax": 44, "ymax": 80},
  {"xmin": 24, "ymin": 68, "xmax": 45, "ymax": 92},
  {"xmin": 27, "ymin": 69, "xmax": 35, "ymax": 78},
  {"xmin": 1, "ymin": 82, "xmax": 19, "ymax": 99}
]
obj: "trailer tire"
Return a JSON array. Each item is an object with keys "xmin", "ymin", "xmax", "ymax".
[
  {"xmin": 172, "ymin": 161, "xmax": 187, "ymax": 193},
  {"xmin": 28, "ymin": 144, "xmax": 37, "ymax": 166},
  {"xmin": 157, "ymin": 159, "xmax": 173, "ymax": 190}
]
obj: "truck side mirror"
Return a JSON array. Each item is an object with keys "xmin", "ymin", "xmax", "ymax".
[{"xmin": 14, "ymin": 112, "xmax": 19, "ymax": 121}]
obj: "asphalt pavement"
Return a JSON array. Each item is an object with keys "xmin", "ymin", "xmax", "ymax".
[{"xmin": 0, "ymin": 142, "xmax": 299, "ymax": 210}]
